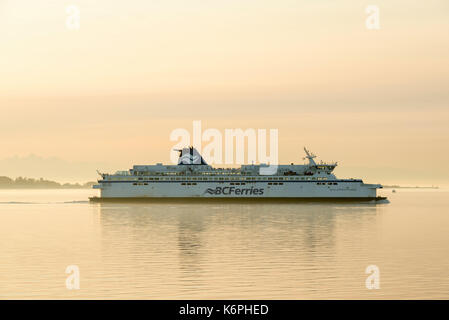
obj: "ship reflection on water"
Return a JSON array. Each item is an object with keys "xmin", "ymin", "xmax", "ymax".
[{"xmin": 93, "ymin": 201, "xmax": 383, "ymax": 298}]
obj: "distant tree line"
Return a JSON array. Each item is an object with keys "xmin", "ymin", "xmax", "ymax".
[{"xmin": 0, "ymin": 176, "xmax": 95, "ymax": 189}]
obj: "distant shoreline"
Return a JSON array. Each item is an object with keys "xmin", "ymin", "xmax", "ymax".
[
  {"xmin": 0, "ymin": 186, "xmax": 93, "ymax": 189},
  {"xmin": 0, "ymin": 176, "xmax": 95, "ymax": 189},
  {"xmin": 383, "ymin": 185, "xmax": 439, "ymax": 189}
]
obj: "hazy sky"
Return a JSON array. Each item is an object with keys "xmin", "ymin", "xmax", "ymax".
[{"xmin": 0, "ymin": 1, "xmax": 448, "ymax": 185}]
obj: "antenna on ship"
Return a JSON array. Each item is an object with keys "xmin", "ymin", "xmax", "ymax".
[
  {"xmin": 96, "ymin": 170, "xmax": 105, "ymax": 179},
  {"xmin": 303, "ymin": 147, "xmax": 317, "ymax": 166}
]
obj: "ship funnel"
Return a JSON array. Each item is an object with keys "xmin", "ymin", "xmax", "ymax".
[{"xmin": 177, "ymin": 146, "xmax": 208, "ymax": 165}]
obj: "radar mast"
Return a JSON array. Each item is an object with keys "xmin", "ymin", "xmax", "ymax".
[{"xmin": 303, "ymin": 147, "xmax": 317, "ymax": 166}]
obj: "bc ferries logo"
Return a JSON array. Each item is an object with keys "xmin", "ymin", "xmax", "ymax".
[
  {"xmin": 179, "ymin": 153, "xmax": 201, "ymax": 164},
  {"xmin": 204, "ymin": 187, "xmax": 264, "ymax": 196}
]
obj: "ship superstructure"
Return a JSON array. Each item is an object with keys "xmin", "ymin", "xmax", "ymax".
[{"xmin": 91, "ymin": 147, "xmax": 384, "ymax": 201}]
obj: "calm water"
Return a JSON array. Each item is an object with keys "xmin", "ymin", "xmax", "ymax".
[{"xmin": 0, "ymin": 189, "xmax": 448, "ymax": 299}]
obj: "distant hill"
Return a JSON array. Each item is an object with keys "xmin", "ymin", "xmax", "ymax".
[
  {"xmin": 0, "ymin": 176, "xmax": 95, "ymax": 189},
  {"xmin": 0, "ymin": 154, "xmax": 116, "ymax": 183}
]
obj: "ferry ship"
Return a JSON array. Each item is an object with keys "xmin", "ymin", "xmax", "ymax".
[{"xmin": 90, "ymin": 147, "xmax": 386, "ymax": 202}]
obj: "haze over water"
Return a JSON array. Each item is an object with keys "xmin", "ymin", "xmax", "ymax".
[
  {"xmin": 1, "ymin": 189, "xmax": 448, "ymax": 299},
  {"xmin": 1, "ymin": 1, "xmax": 449, "ymax": 186}
]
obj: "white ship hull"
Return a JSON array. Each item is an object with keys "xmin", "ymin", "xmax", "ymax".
[{"xmin": 93, "ymin": 180, "xmax": 381, "ymax": 200}]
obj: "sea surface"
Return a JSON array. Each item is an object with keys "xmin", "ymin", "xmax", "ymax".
[{"xmin": 0, "ymin": 188, "xmax": 448, "ymax": 299}]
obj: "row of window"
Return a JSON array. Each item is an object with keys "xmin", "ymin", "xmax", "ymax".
[
  {"xmin": 132, "ymin": 181, "xmax": 307, "ymax": 187},
  {"xmin": 126, "ymin": 176, "xmax": 330, "ymax": 182},
  {"xmin": 129, "ymin": 180, "xmax": 341, "ymax": 186},
  {"xmin": 134, "ymin": 171, "xmax": 243, "ymax": 176},
  {"xmin": 128, "ymin": 179, "xmax": 338, "ymax": 186},
  {"xmin": 129, "ymin": 181, "xmax": 342, "ymax": 186}
]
